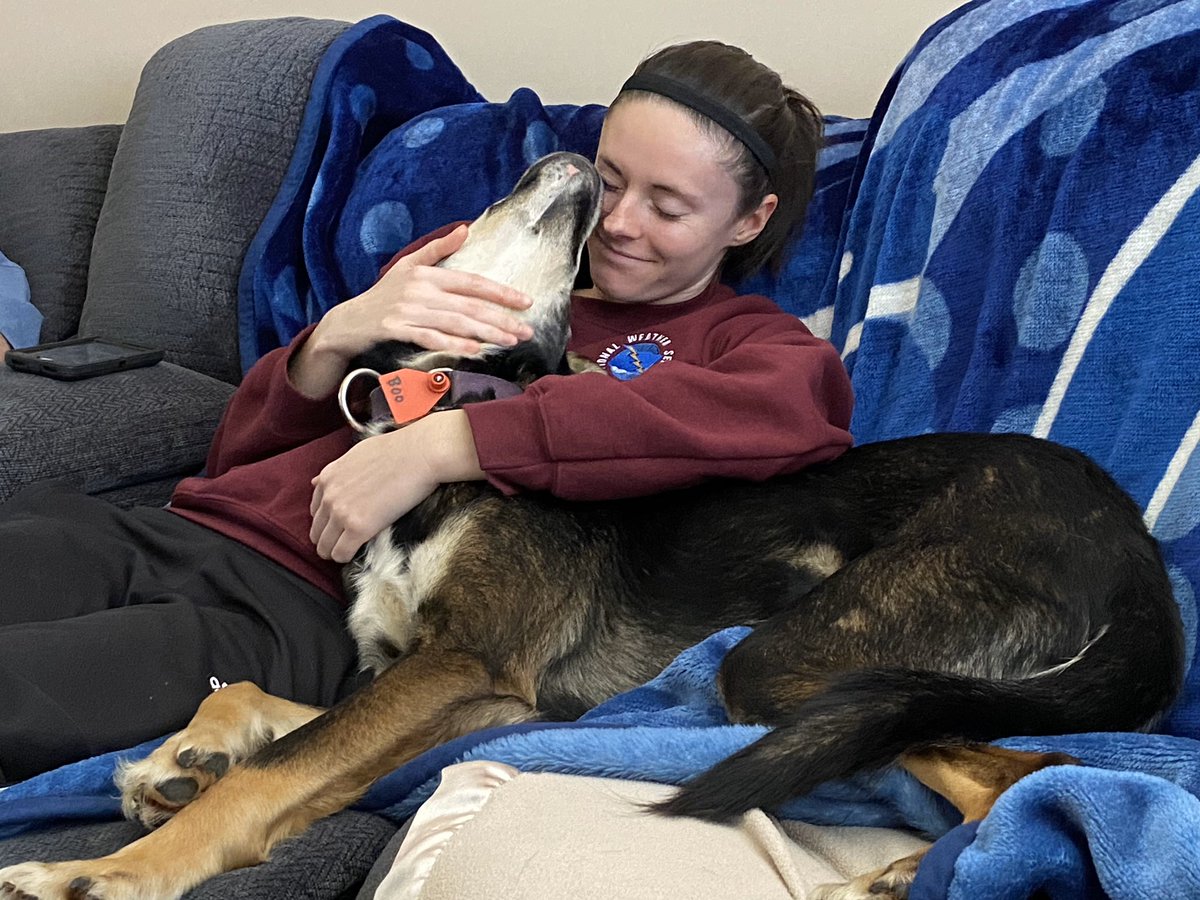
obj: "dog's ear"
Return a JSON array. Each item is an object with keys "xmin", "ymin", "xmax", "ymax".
[
  {"xmin": 453, "ymin": 388, "xmax": 499, "ymax": 405},
  {"xmin": 351, "ymin": 340, "xmax": 425, "ymax": 374},
  {"xmin": 563, "ymin": 351, "xmax": 604, "ymax": 376}
]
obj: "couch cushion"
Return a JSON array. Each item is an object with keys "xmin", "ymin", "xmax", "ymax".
[
  {"xmin": 80, "ymin": 17, "xmax": 349, "ymax": 385},
  {"xmin": 0, "ymin": 363, "xmax": 234, "ymax": 505},
  {"xmin": 0, "ymin": 125, "xmax": 122, "ymax": 343}
]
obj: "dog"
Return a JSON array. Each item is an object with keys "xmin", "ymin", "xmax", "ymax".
[{"xmin": 0, "ymin": 151, "xmax": 1184, "ymax": 900}]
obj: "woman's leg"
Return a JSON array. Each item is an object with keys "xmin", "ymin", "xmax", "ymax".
[
  {"xmin": 0, "ymin": 483, "xmax": 359, "ymax": 784},
  {"xmin": 0, "ymin": 481, "xmax": 156, "ymax": 626}
]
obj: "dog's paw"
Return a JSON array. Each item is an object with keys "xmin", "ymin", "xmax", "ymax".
[
  {"xmin": 0, "ymin": 861, "xmax": 63, "ymax": 900},
  {"xmin": 116, "ymin": 742, "xmax": 232, "ymax": 829},
  {"xmin": 117, "ymin": 685, "xmax": 279, "ymax": 828},
  {"xmin": 0, "ymin": 861, "xmax": 137, "ymax": 900},
  {"xmin": 811, "ymin": 855, "xmax": 919, "ymax": 900}
]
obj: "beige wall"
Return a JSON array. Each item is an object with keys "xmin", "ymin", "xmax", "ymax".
[{"xmin": 1, "ymin": 1, "xmax": 966, "ymax": 133}]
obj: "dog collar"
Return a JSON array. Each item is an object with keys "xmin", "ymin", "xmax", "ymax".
[{"xmin": 338, "ymin": 367, "xmax": 523, "ymax": 433}]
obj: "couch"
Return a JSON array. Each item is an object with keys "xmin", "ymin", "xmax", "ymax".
[
  {"xmin": 2, "ymin": 2, "xmax": 1199, "ymax": 898},
  {"xmin": 0, "ymin": 17, "xmax": 351, "ymax": 507}
]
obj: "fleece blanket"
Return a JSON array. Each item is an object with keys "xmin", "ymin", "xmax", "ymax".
[
  {"xmin": 827, "ymin": 0, "xmax": 1200, "ymax": 895},
  {"xmin": 844, "ymin": 0, "xmax": 1200, "ymax": 895},
  {"xmin": 6, "ymin": 3, "xmax": 1200, "ymax": 899}
]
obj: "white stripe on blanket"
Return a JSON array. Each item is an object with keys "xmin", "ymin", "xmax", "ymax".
[
  {"xmin": 930, "ymin": 2, "xmax": 1200, "ymax": 262},
  {"xmin": 1034, "ymin": 151, "xmax": 1200, "ymax": 438},
  {"xmin": 801, "ymin": 305, "xmax": 835, "ymax": 341},
  {"xmin": 1146, "ymin": 409, "xmax": 1200, "ymax": 536},
  {"xmin": 873, "ymin": 0, "xmax": 1095, "ymax": 154},
  {"xmin": 841, "ymin": 275, "xmax": 922, "ymax": 358}
]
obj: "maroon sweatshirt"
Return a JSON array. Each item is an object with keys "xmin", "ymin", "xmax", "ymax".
[
  {"xmin": 170, "ymin": 241, "xmax": 854, "ymax": 604},
  {"xmin": 169, "ymin": 324, "xmax": 354, "ymax": 602},
  {"xmin": 466, "ymin": 281, "xmax": 854, "ymax": 498}
]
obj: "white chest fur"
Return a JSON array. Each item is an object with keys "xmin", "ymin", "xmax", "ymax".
[{"xmin": 345, "ymin": 511, "xmax": 473, "ymax": 674}]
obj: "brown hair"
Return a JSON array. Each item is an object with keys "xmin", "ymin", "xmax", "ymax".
[{"xmin": 613, "ymin": 41, "xmax": 824, "ymax": 282}]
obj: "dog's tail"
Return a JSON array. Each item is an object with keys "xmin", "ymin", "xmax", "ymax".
[{"xmin": 655, "ymin": 565, "xmax": 1184, "ymax": 823}]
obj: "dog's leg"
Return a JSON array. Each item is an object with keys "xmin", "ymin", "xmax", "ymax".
[
  {"xmin": 0, "ymin": 647, "xmax": 537, "ymax": 900},
  {"xmin": 116, "ymin": 682, "xmax": 323, "ymax": 828},
  {"xmin": 812, "ymin": 744, "xmax": 1077, "ymax": 900},
  {"xmin": 902, "ymin": 743, "xmax": 1078, "ymax": 823}
]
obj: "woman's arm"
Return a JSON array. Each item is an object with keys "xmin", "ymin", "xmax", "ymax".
[
  {"xmin": 465, "ymin": 312, "xmax": 854, "ymax": 499},
  {"xmin": 204, "ymin": 224, "xmax": 535, "ymax": 476},
  {"xmin": 289, "ymin": 224, "xmax": 534, "ymax": 400},
  {"xmin": 308, "ymin": 409, "xmax": 482, "ymax": 562},
  {"xmin": 202, "ymin": 328, "xmax": 352, "ymax": 478},
  {"xmin": 297, "ymin": 224, "xmax": 540, "ymax": 561},
  {"xmin": 308, "ymin": 305, "xmax": 853, "ymax": 562}
]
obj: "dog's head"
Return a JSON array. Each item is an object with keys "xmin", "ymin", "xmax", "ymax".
[
  {"xmin": 343, "ymin": 152, "xmax": 602, "ymax": 433},
  {"xmin": 345, "ymin": 153, "xmax": 609, "ymax": 434},
  {"xmin": 348, "ymin": 153, "xmax": 604, "ymax": 434},
  {"xmin": 446, "ymin": 151, "xmax": 602, "ymax": 354}
]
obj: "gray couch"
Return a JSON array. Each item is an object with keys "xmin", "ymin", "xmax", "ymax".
[
  {"xmin": 0, "ymin": 22, "xmax": 420, "ymax": 897},
  {"xmin": 0, "ymin": 17, "xmax": 352, "ymax": 507}
]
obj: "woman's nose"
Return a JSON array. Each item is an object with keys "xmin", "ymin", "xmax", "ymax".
[{"xmin": 602, "ymin": 193, "xmax": 639, "ymax": 239}]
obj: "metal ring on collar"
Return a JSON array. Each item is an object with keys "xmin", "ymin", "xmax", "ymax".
[{"xmin": 337, "ymin": 367, "xmax": 383, "ymax": 434}]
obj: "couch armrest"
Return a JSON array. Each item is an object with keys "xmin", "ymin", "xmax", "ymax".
[{"xmin": 0, "ymin": 125, "xmax": 122, "ymax": 343}]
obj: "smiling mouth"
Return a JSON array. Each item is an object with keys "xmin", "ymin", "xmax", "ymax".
[{"xmin": 595, "ymin": 237, "xmax": 650, "ymax": 264}]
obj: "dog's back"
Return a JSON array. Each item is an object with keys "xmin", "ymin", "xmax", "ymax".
[{"xmin": 645, "ymin": 432, "xmax": 1183, "ymax": 820}]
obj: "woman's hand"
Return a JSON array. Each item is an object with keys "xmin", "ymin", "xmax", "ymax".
[
  {"xmin": 289, "ymin": 225, "xmax": 535, "ymax": 399},
  {"xmin": 309, "ymin": 410, "xmax": 484, "ymax": 563}
]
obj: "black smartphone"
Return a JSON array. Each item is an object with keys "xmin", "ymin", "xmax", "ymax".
[{"xmin": 4, "ymin": 337, "xmax": 164, "ymax": 381}]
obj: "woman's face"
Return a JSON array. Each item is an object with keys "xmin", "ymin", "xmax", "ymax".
[{"xmin": 586, "ymin": 97, "xmax": 775, "ymax": 306}]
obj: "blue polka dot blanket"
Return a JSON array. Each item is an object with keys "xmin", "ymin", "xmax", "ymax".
[{"xmin": 6, "ymin": 4, "xmax": 1200, "ymax": 897}]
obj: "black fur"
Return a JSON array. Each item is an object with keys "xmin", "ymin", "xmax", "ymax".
[{"xmin": 656, "ymin": 434, "xmax": 1184, "ymax": 820}]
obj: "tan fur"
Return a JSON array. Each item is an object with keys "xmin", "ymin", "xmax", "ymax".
[
  {"xmin": 902, "ymin": 744, "xmax": 1077, "ymax": 823},
  {"xmin": 116, "ymin": 684, "xmax": 322, "ymax": 829},
  {"xmin": 806, "ymin": 745, "xmax": 1075, "ymax": 900}
]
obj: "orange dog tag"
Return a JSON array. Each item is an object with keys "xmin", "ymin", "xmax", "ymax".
[{"xmin": 377, "ymin": 369, "xmax": 451, "ymax": 425}]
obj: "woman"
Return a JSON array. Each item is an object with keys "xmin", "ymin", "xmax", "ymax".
[
  {"xmin": 0, "ymin": 41, "xmax": 852, "ymax": 784},
  {"xmin": 302, "ymin": 40, "xmax": 852, "ymax": 563}
]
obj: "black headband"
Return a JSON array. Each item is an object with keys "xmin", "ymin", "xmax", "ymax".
[{"xmin": 619, "ymin": 73, "xmax": 778, "ymax": 186}]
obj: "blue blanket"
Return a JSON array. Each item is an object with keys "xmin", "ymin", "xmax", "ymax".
[
  {"xmin": 834, "ymin": 0, "xmax": 1200, "ymax": 895},
  {"xmin": 7, "ymin": 3, "xmax": 1200, "ymax": 898},
  {"xmin": 236, "ymin": 15, "xmax": 866, "ymax": 368}
]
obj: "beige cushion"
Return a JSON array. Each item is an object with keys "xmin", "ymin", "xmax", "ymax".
[{"xmin": 374, "ymin": 761, "xmax": 930, "ymax": 900}]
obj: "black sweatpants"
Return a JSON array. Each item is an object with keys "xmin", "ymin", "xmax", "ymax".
[{"xmin": 0, "ymin": 481, "xmax": 361, "ymax": 785}]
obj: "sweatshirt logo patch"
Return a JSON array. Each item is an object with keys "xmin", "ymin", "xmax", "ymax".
[{"xmin": 596, "ymin": 333, "xmax": 675, "ymax": 381}]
